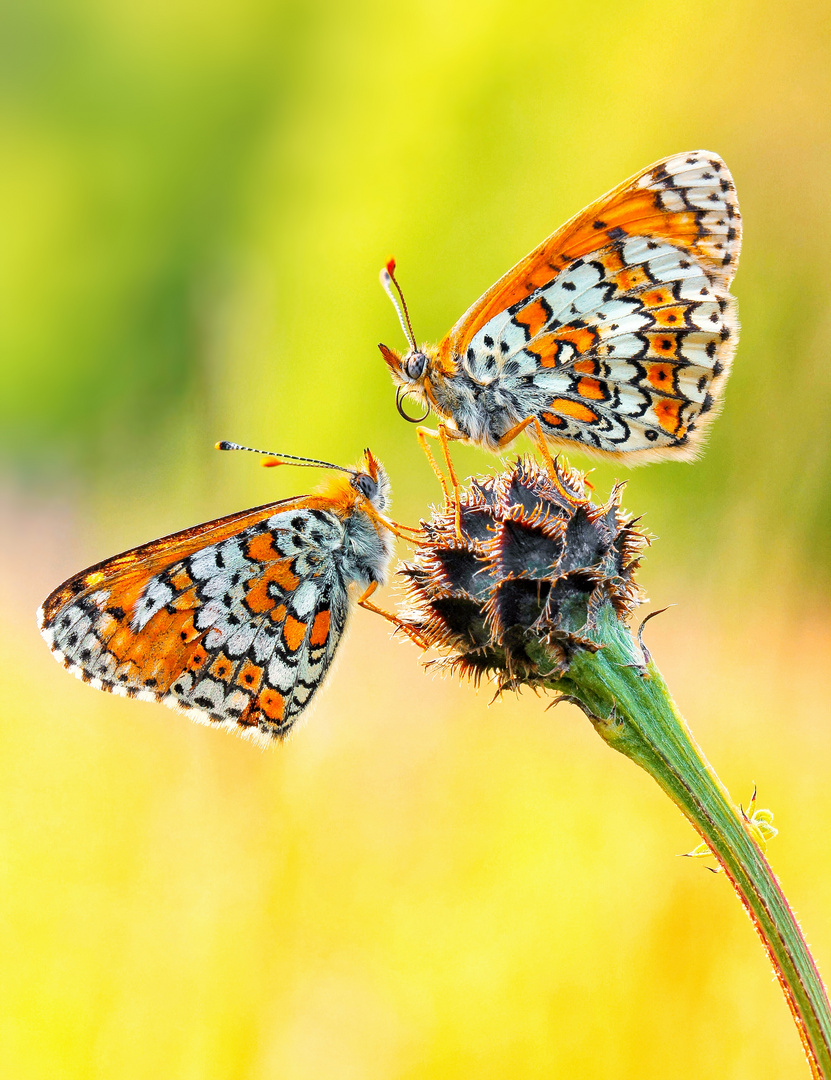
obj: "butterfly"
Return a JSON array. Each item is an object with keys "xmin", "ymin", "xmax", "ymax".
[
  {"xmin": 379, "ymin": 150, "xmax": 741, "ymax": 466},
  {"xmin": 37, "ymin": 445, "xmax": 416, "ymax": 744}
]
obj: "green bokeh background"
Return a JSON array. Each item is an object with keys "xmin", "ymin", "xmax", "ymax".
[{"xmin": 2, "ymin": 2, "xmax": 830, "ymax": 1077}]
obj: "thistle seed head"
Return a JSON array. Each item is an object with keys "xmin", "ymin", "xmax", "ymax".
[{"xmin": 399, "ymin": 457, "xmax": 649, "ymax": 689}]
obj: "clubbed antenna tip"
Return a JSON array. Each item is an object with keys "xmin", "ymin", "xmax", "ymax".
[{"xmin": 379, "ymin": 257, "xmax": 418, "ymax": 351}]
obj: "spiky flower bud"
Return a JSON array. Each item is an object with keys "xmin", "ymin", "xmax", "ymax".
[{"xmin": 399, "ymin": 457, "xmax": 648, "ymax": 689}]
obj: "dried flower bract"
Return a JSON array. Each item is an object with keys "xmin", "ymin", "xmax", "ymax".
[{"xmin": 399, "ymin": 457, "xmax": 649, "ymax": 689}]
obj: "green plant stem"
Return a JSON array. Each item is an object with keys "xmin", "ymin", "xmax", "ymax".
[{"xmin": 533, "ymin": 605, "xmax": 831, "ymax": 1079}]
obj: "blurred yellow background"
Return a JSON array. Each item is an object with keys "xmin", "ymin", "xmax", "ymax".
[{"xmin": 2, "ymin": 1, "xmax": 830, "ymax": 1076}]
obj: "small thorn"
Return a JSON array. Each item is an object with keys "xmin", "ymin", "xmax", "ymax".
[
  {"xmin": 680, "ymin": 841, "xmax": 722, "ymax": 872},
  {"xmin": 619, "ymin": 660, "xmax": 649, "ymax": 675},
  {"xmin": 547, "ymin": 693, "xmax": 601, "ymax": 722},
  {"xmin": 635, "ymin": 605, "xmax": 675, "ymax": 667}
]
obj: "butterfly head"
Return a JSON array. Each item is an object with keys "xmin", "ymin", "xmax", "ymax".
[
  {"xmin": 377, "ymin": 342, "xmax": 431, "ymax": 420},
  {"xmin": 378, "ymin": 342, "xmax": 428, "ymax": 384},
  {"xmin": 350, "ymin": 448, "xmax": 390, "ymax": 513},
  {"xmin": 306, "ymin": 448, "xmax": 391, "ymax": 525}
]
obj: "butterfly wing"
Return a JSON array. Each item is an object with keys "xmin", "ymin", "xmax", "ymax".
[
  {"xmin": 38, "ymin": 498, "xmax": 353, "ymax": 742},
  {"xmin": 439, "ymin": 151, "xmax": 741, "ymax": 459}
]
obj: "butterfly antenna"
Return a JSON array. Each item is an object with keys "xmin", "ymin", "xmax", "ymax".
[
  {"xmin": 380, "ymin": 258, "xmax": 418, "ymax": 351},
  {"xmin": 215, "ymin": 441, "xmax": 356, "ymax": 474}
]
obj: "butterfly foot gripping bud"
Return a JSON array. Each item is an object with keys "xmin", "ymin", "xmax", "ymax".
[{"xmin": 397, "ymin": 455, "xmax": 649, "ymax": 693}]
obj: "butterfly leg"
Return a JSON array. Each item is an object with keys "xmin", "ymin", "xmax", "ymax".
[
  {"xmin": 532, "ymin": 417, "xmax": 559, "ymax": 474},
  {"xmin": 416, "ymin": 426, "xmax": 450, "ymax": 499},
  {"xmin": 528, "ymin": 418, "xmax": 581, "ymax": 501},
  {"xmin": 495, "ymin": 416, "xmax": 581, "ymax": 502},
  {"xmin": 358, "ymin": 582, "xmax": 429, "ymax": 649},
  {"xmin": 361, "ymin": 501, "xmax": 426, "ymax": 546},
  {"xmin": 416, "ymin": 424, "xmax": 464, "ymax": 539},
  {"xmin": 494, "ymin": 415, "xmax": 536, "ymax": 451},
  {"xmin": 495, "ymin": 415, "xmax": 558, "ymax": 474}
]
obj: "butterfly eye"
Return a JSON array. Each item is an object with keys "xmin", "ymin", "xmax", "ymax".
[
  {"xmin": 353, "ymin": 474, "xmax": 378, "ymax": 500},
  {"xmin": 405, "ymin": 352, "xmax": 427, "ymax": 381}
]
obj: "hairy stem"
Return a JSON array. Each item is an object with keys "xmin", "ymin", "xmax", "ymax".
[{"xmin": 533, "ymin": 605, "xmax": 831, "ymax": 1078}]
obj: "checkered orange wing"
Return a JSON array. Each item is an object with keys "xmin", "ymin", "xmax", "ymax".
[
  {"xmin": 39, "ymin": 497, "xmax": 357, "ymax": 742},
  {"xmin": 444, "ymin": 150, "xmax": 739, "ymax": 349},
  {"xmin": 440, "ymin": 151, "xmax": 741, "ymax": 459}
]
